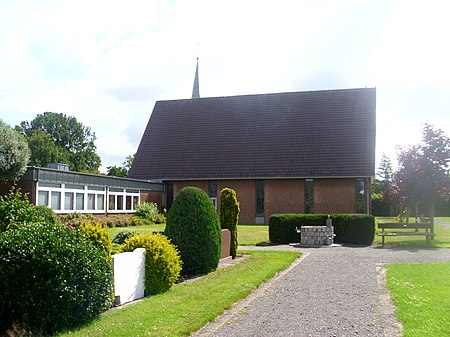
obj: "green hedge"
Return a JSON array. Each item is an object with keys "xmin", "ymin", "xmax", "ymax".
[{"xmin": 269, "ymin": 214, "xmax": 375, "ymax": 245}]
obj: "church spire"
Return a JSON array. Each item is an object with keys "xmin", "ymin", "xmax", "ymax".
[{"xmin": 191, "ymin": 57, "xmax": 200, "ymax": 99}]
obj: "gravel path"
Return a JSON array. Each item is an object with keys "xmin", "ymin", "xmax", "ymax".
[{"xmin": 193, "ymin": 245, "xmax": 450, "ymax": 337}]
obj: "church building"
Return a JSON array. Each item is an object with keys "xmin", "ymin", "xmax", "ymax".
[{"xmin": 129, "ymin": 61, "xmax": 376, "ymax": 223}]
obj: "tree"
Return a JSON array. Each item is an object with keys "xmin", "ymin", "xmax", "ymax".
[
  {"xmin": 16, "ymin": 112, "xmax": 101, "ymax": 173},
  {"xmin": 25, "ymin": 129, "xmax": 69, "ymax": 167},
  {"xmin": 375, "ymin": 153, "xmax": 393, "ymax": 192},
  {"xmin": 106, "ymin": 154, "xmax": 135, "ymax": 177},
  {"xmin": 220, "ymin": 188, "xmax": 240, "ymax": 258},
  {"xmin": 0, "ymin": 120, "xmax": 30, "ymax": 181},
  {"xmin": 394, "ymin": 123, "xmax": 450, "ymax": 230}
]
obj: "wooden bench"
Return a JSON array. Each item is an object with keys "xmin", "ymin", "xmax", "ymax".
[{"xmin": 378, "ymin": 222, "xmax": 435, "ymax": 247}]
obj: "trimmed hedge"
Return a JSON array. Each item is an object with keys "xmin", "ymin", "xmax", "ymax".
[
  {"xmin": 269, "ymin": 214, "xmax": 375, "ymax": 245},
  {"xmin": 165, "ymin": 187, "xmax": 221, "ymax": 274},
  {"xmin": 120, "ymin": 233, "xmax": 182, "ymax": 295}
]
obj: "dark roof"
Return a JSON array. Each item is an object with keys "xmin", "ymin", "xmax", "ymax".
[
  {"xmin": 22, "ymin": 167, "xmax": 162, "ymax": 191},
  {"xmin": 129, "ymin": 88, "xmax": 376, "ymax": 180}
]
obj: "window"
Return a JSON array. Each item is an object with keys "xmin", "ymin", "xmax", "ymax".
[
  {"xmin": 65, "ymin": 192, "xmax": 74, "ymax": 210},
  {"xmin": 108, "ymin": 188, "xmax": 139, "ymax": 212},
  {"xmin": 304, "ymin": 179, "xmax": 314, "ymax": 214},
  {"xmin": 256, "ymin": 180, "xmax": 264, "ymax": 216},
  {"xmin": 38, "ymin": 191, "xmax": 49, "ymax": 206},
  {"xmin": 208, "ymin": 181, "xmax": 217, "ymax": 198},
  {"xmin": 76, "ymin": 193, "xmax": 84, "ymax": 210},
  {"xmin": 51, "ymin": 191, "xmax": 61, "ymax": 210},
  {"xmin": 97, "ymin": 194, "xmax": 105, "ymax": 210},
  {"xmin": 355, "ymin": 178, "xmax": 366, "ymax": 213},
  {"xmin": 126, "ymin": 196, "xmax": 132, "ymax": 210},
  {"xmin": 109, "ymin": 195, "xmax": 116, "ymax": 210},
  {"xmin": 133, "ymin": 196, "xmax": 139, "ymax": 209},
  {"xmin": 87, "ymin": 193, "xmax": 96, "ymax": 210},
  {"xmin": 117, "ymin": 195, "xmax": 124, "ymax": 210}
]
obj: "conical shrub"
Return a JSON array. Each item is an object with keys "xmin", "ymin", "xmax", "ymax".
[{"xmin": 165, "ymin": 187, "xmax": 221, "ymax": 274}]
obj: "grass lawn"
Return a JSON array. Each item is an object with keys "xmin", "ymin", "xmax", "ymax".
[
  {"xmin": 237, "ymin": 224, "xmax": 269, "ymax": 246},
  {"xmin": 108, "ymin": 224, "xmax": 270, "ymax": 246},
  {"xmin": 58, "ymin": 250, "xmax": 300, "ymax": 337},
  {"xmin": 108, "ymin": 224, "xmax": 165, "ymax": 238},
  {"xmin": 386, "ymin": 262, "xmax": 450, "ymax": 337},
  {"xmin": 375, "ymin": 217, "xmax": 450, "ymax": 248}
]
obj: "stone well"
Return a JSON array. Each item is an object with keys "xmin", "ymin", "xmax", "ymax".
[{"xmin": 300, "ymin": 226, "xmax": 335, "ymax": 246}]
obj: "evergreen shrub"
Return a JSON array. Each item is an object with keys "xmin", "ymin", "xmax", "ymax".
[
  {"xmin": 219, "ymin": 188, "xmax": 240, "ymax": 258},
  {"xmin": 120, "ymin": 232, "xmax": 182, "ymax": 294},
  {"xmin": 0, "ymin": 223, "xmax": 113, "ymax": 335},
  {"xmin": 165, "ymin": 187, "xmax": 221, "ymax": 274},
  {"xmin": 269, "ymin": 214, "xmax": 375, "ymax": 245},
  {"xmin": 112, "ymin": 230, "xmax": 135, "ymax": 245},
  {"xmin": 134, "ymin": 202, "xmax": 158, "ymax": 218},
  {"xmin": 77, "ymin": 221, "xmax": 112, "ymax": 260},
  {"xmin": 33, "ymin": 205, "xmax": 59, "ymax": 225},
  {"xmin": 129, "ymin": 216, "xmax": 153, "ymax": 227},
  {"xmin": 0, "ymin": 188, "xmax": 44, "ymax": 232}
]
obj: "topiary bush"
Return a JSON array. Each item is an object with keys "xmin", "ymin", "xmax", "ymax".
[
  {"xmin": 77, "ymin": 221, "xmax": 112, "ymax": 260},
  {"xmin": 0, "ymin": 188, "xmax": 44, "ymax": 232},
  {"xmin": 165, "ymin": 187, "xmax": 221, "ymax": 274},
  {"xmin": 0, "ymin": 223, "xmax": 113, "ymax": 335},
  {"xmin": 120, "ymin": 232, "xmax": 182, "ymax": 295},
  {"xmin": 220, "ymin": 188, "xmax": 240, "ymax": 258}
]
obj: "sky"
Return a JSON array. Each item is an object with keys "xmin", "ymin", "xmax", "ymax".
[{"xmin": 1, "ymin": 0, "xmax": 449, "ymax": 173}]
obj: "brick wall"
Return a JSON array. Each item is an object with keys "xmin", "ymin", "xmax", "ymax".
[
  {"xmin": 217, "ymin": 180, "xmax": 256, "ymax": 224},
  {"xmin": 173, "ymin": 181, "xmax": 208, "ymax": 196},
  {"xmin": 265, "ymin": 179, "xmax": 304, "ymax": 223},
  {"xmin": 0, "ymin": 180, "xmax": 36, "ymax": 204},
  {"xmin": 140, "ymin": 190, "xmax": 163, "ymax": 209},
  {"xmin": 314, "ymin": 178, "xmax": 356, "ymax": 214},
  {"xmin": 170, "ymin": 178, "xmax": 364, "ymax": 224}
]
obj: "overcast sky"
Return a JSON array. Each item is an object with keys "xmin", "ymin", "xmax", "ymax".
[{"xmin": 1, "ymin": 0, "xmax": 449, "ymax": 172}]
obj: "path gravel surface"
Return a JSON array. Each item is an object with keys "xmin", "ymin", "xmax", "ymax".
[{"xmin": 193, "ymin": 245, "xmax": 450, "ymax": 337}]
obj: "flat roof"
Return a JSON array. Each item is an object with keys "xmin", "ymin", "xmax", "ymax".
[{"xmin": 21, "ymin": 167, "xmax": 163, "ymax": 191}]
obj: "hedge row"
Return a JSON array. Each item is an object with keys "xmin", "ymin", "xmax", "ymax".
[{"xmin": 269, "ymin": 214, "xmax": 375, "ymax": 245}]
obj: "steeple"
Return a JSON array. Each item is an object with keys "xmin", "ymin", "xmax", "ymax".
[{"xmin": 191, "ymin": 57, "xmax": 200, "ymax": 99}]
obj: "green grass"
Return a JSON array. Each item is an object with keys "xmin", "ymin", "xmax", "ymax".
[
  {"xmin": 375, "ymin": 217, "xmax": 450, "ymax": 248},
  {"xmin": 58, "ymin": 250, "xmax": 300, "ymax": 337},
  {"xmin": 386, "ymin": 263, "xmax": 450, "ymax": 337},
  {"xmin": 237, "ymin": 224, "xmax": 270, "ymax": 245},
  {"xmin": 108, "ymin": 224, "xmax": 165, "ymax": 238},
  {"xmin": 108, "ymin": 224, "xmax": 269, "ymax": 246}
]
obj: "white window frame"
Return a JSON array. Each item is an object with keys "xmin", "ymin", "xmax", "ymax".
[
  {"xmin": 107, "ymin": 188, "xmax": 140, "ymax": 213},
  {"xmin": 36, "ymin": 182, "xmax": 106, "ymax": 214}
]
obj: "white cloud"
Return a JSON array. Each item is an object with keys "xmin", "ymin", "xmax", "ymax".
[{"xmin": 0, "ymin": 0, "xmax": 449, "ymax": 171}]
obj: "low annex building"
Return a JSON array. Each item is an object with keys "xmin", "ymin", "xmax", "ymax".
[
  {"xmin": 129, "ymin": 87, "xmax": 376, "ymax": 224},
  {"xmin": 0, "ymin": 165, "xmax": 163, "ymax": 215}
]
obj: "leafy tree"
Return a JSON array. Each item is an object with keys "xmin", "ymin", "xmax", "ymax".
[
  {"xmin": 0, "ymin": 120, "xmax": 30, "ymax": 181},
  {"xmin": 106, "ymin": 154, "xmax": 134, "ymax": 177},
  {"xmin": 25, "ymin": 129, "xmax": 69, "ymax": 167},
  {"xmin": 106, "ymin": 165, "xmax": 128, "ymax": 177},
  {"xmin": 16, "ymin": 112, "xmax": 101, "ymax": 173},
  {"xmin": 394, "ymin": 123, "xmax": 450, "ymax": 229}
]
